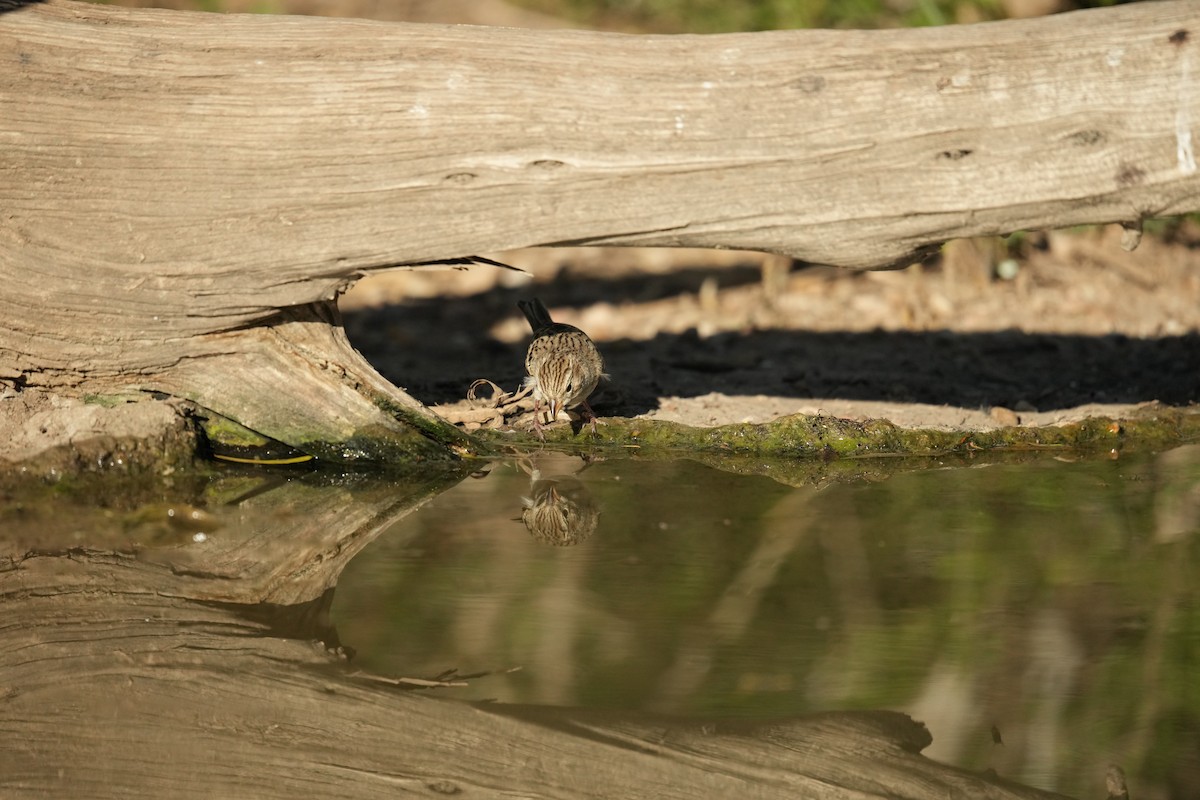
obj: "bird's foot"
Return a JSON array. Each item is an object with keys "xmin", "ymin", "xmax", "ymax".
[{"xmin": 579, "ymin": 401, "xmax": 602, "ymax": 437}]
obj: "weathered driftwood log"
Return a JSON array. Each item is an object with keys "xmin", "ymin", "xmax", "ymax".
[
  {"xmin": 1, "ymin": 0, "xmax": 1197, "ymax": 462},
  {"xmin": 0, "ymin": 473, "xmax": 1072, "ymax": 799}
]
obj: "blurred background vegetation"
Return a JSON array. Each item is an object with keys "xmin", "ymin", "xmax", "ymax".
[
  {"xmin": 94, "ymin": 0, "xmax": 1142, "ymax": 30},
  {"xmin": 507, "ymin": 0, "xmax": 1131, "ymax": 31}
]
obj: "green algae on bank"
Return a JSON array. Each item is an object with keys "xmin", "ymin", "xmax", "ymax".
[
  {"xmin": 478, "ymin": 405, "xmax": 1200, "ymax": 459},
  {"xmin": 196, "ymin": 399, "xmax": 492, "ymax": 465},
  {"xmin": 6, "ymin": 386, "xmax": 1198, "ymax": 476}
]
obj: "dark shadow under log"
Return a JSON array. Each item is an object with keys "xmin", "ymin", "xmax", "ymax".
[{"xmin": 1, "ymin": 0, "xmax": 1197, "ymax": 462}]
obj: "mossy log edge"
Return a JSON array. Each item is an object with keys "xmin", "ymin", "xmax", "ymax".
[{"xmin": 4, "ymin": 391, "xmax": 1198, "ymax": 477}]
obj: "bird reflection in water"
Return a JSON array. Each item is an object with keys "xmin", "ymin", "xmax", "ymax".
[{"xmin": 518, "ymin": 457, "xmax": 601, "ymax": 546}]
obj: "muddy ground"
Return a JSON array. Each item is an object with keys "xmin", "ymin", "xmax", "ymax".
[{"xmin": 340, "ymin": 224, "xmax": 1200, "ymax": 433}]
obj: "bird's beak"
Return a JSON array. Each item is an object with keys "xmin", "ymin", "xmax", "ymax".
[{"xmin": 548, "ymin": 399, "xmax": 561, "ymax": 420}]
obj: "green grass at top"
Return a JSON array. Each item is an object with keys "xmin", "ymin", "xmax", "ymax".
[
  {"xmin": 512, "ymin": 0, "xmax": 1004, "ymax": 31},
  {"xmin": 89, "ymin": 0, "xmax": 1141, "ymax": 31}
]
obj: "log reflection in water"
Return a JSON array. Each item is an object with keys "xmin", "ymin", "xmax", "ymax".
[{"xmin": 0, "ymin": 464, "xmax": 1076, "ymax": 799}]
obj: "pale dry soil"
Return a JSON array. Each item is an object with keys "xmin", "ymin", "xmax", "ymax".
[{"xmin": 341, "ymin": 225, "xmax": 1200, "ymax": 433}]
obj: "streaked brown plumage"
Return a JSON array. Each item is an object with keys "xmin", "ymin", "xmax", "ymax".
[
  {"xmin": 518, "ymin": 298, "xmax": 605, "ymax": 435},
  {"xmin": 521, "ymin": 473, "xmax": 599, "ymax": 546}
]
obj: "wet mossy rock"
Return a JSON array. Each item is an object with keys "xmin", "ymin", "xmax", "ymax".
[{"xmin": 1, "ymin": 0, "xmax": 1199, "ymax": 465}]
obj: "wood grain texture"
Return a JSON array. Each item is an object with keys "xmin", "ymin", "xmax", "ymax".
[{"xmin": 0, "ymin": 0, "xmax": 1196, "ymax": 460}]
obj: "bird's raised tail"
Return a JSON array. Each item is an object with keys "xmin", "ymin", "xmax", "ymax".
[{"xmin": 518, "ymin": 298, "xmax": 555, "ymax": 333}]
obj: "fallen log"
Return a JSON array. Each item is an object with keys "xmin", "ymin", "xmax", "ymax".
[{"xmin": 1, "ymin": 0, "xmax": 1197, "ymax": 462}]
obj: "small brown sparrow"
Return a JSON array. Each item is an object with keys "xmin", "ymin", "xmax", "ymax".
[{"xmin": 518, "ymin": 298, "xmax": 605, "ymax": 435}]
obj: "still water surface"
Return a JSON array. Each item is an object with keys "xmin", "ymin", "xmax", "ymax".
[
  {"xmin": 5, "ymin": 445, "xmax": 1198, "ymax": 798},
  {"xmin": 331, "ymin": 447, "xmax": 1200, "ymax": 799}
]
